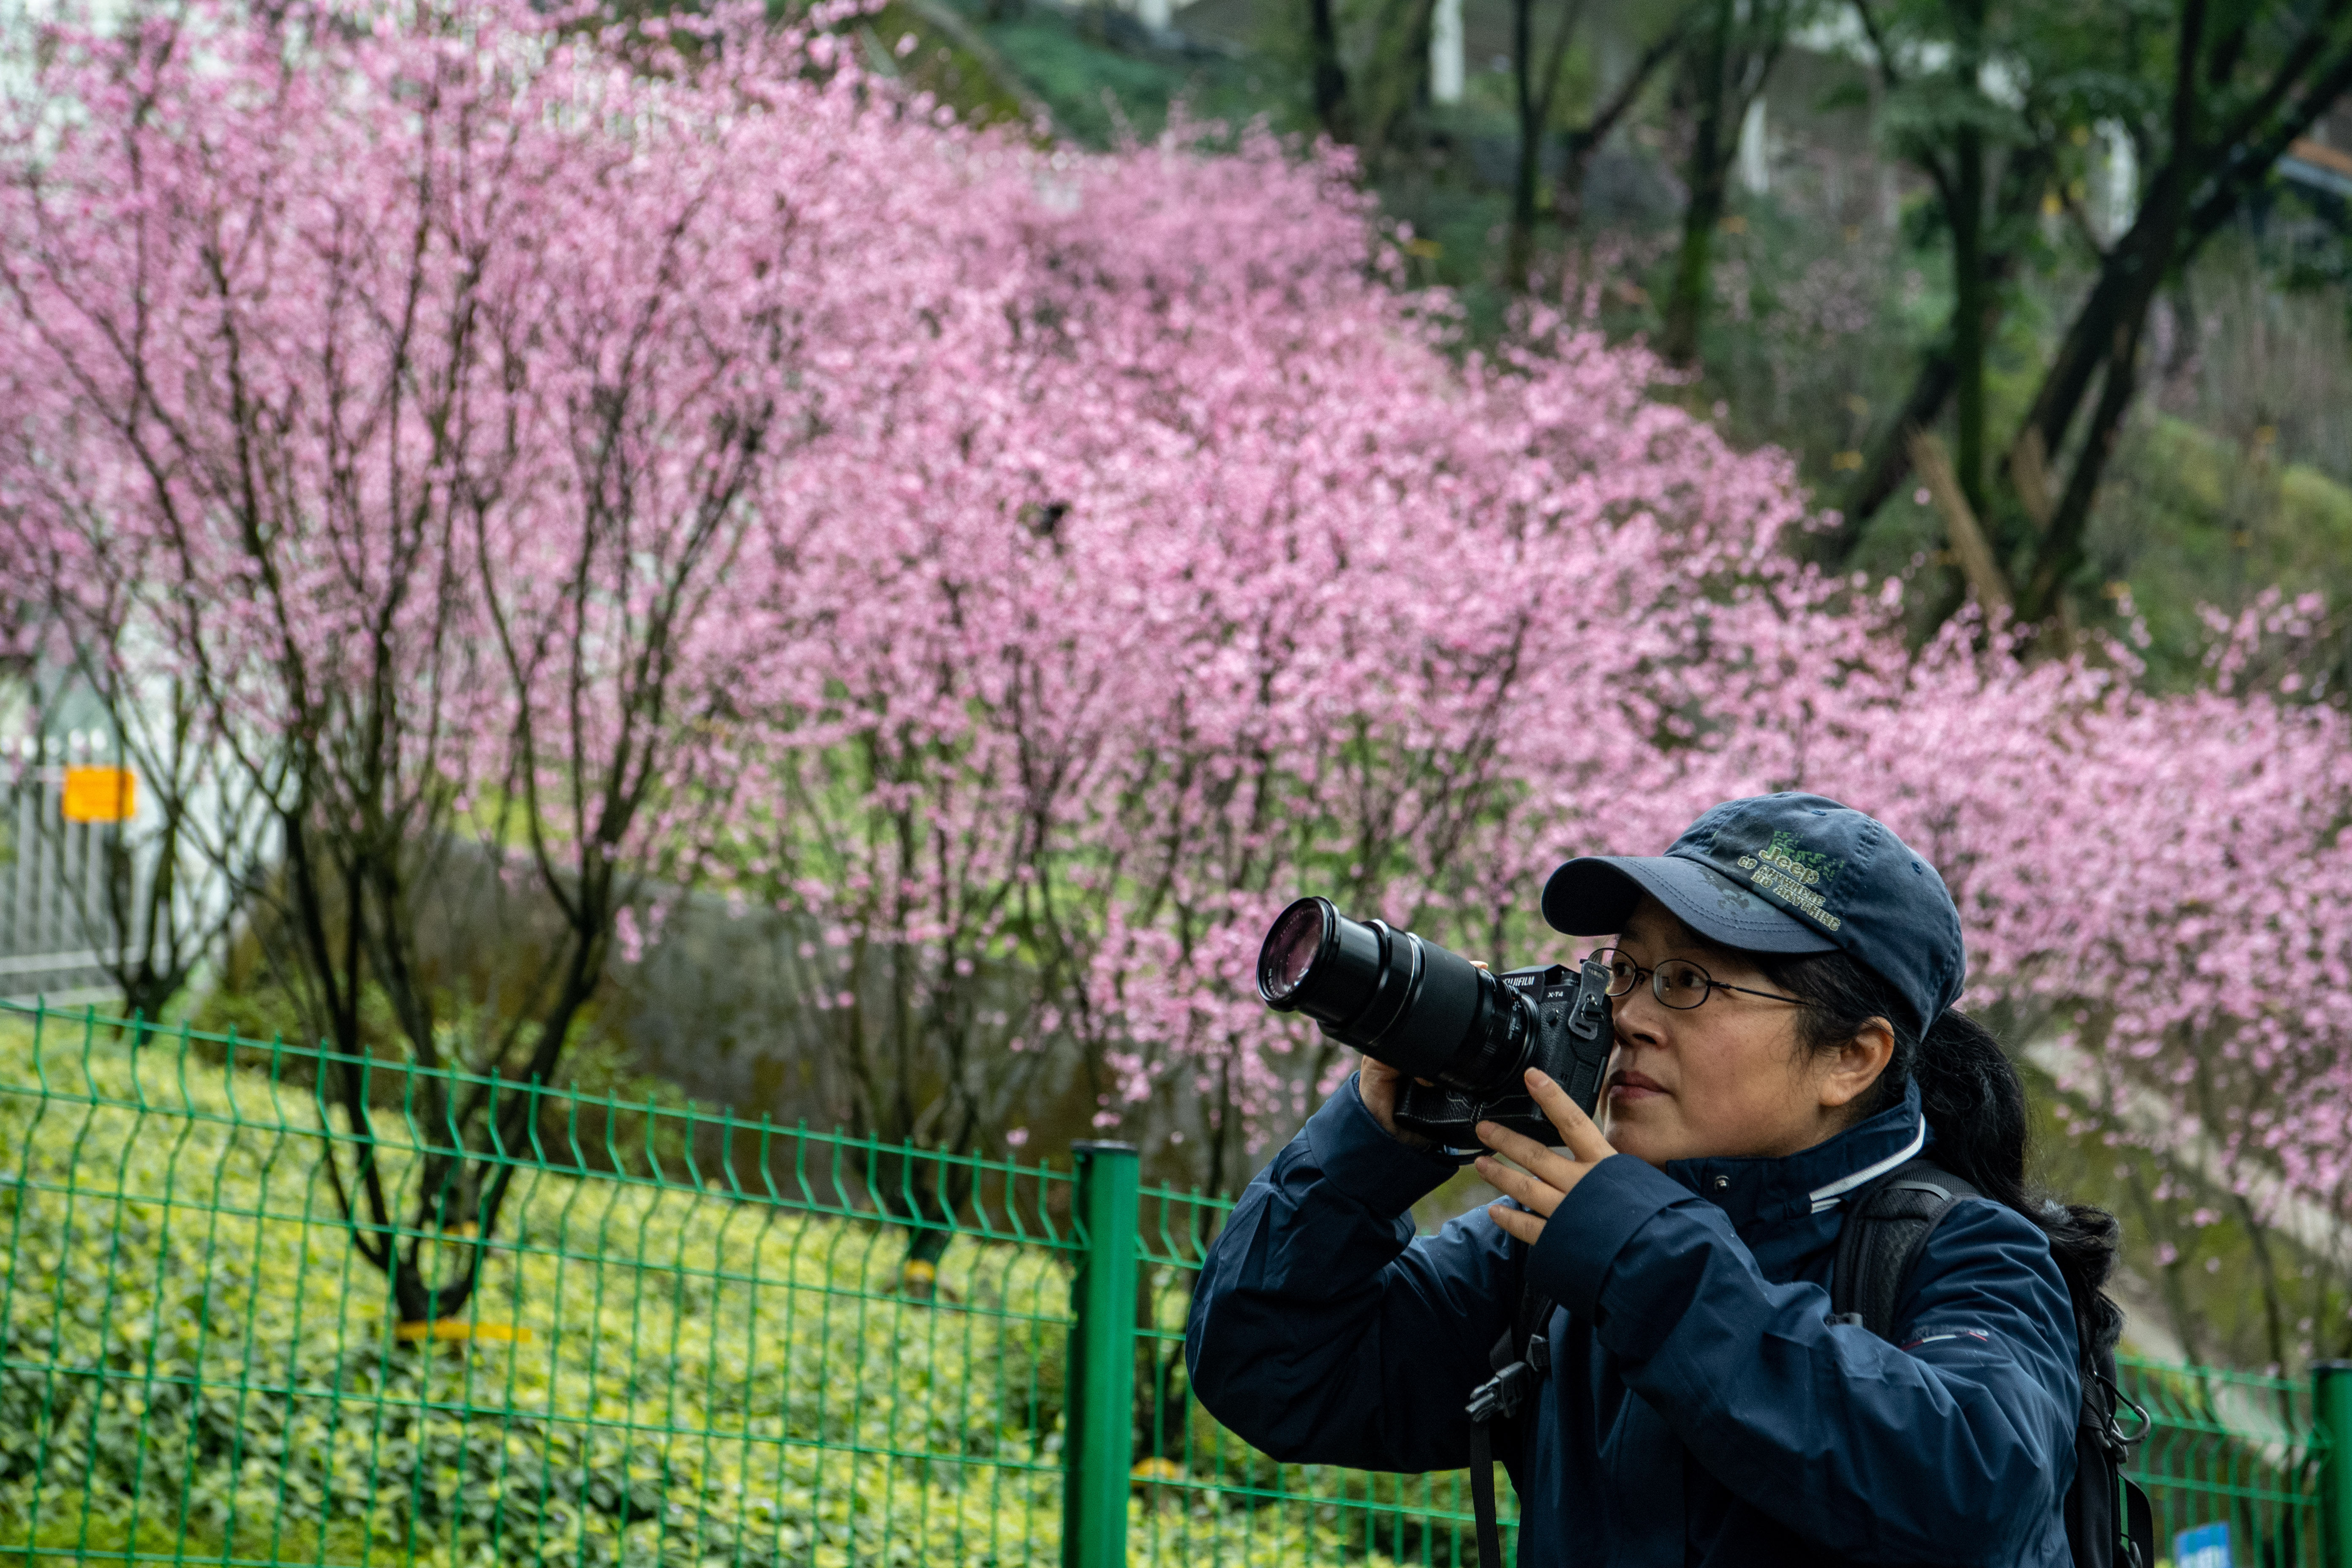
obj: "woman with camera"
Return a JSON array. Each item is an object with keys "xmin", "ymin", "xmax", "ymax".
[{"xmin": 1184, "ymin": 793, "xmax": 2121, "ymax": 1567}]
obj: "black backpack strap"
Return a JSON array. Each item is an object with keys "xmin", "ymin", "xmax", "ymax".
[
  {"xmin": 1467, "ymin": 1423, "xmax": 1504, "ymax": 1567},
  {"xmin": 1829, "ymin": 1159, "xmax": 1980, "ymax": 1339},
  {"xmin": 2123, "ymin": 1475, "xmax": 2155, "ymax": 1568},
  {"xmin": 1465, "ymin": 1282, "xmax": 1553, "ymax": 1566},
  {"xmin": 1834, "ymin": 1160, "xmax": 2157, "ymax": 1568},
  {"xmin": 2069, "ymin": 1346, "xmax": 2156, "ymax": 1568}
]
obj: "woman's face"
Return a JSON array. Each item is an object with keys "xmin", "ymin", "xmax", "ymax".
[{"xmin": 1598, "ymin": 895, "xmax": 1875, "ymax": 1168}]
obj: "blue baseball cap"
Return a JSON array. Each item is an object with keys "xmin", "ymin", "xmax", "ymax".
[{"xmin": 1540, "ymin": 793, "xmax": 1965, "ymax": 1036}]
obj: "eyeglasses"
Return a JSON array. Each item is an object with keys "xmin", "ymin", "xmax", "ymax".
[{"xmin": 1588, "ymin": 947, "xmax": 1805, "ymax": 1011}]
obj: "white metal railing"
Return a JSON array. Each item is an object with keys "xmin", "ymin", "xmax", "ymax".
[
  {"xmin": 4, "ymin": 740, "xmax": 129, "ymax": 999},
  {"xmin": 0, "ymin": 731, "xmax": 201, "ymax": 1003}
]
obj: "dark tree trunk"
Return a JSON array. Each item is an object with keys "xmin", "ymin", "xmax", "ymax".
[
  {"xmin": 1661, "ymin": 0, "xmax": 1733, "ymax": 367},
  {"xmin": 1356, "ymin": 0, "xmax": 1441, "ymax": 157},
  {"xmin": 1944, "ymin": 0, "xmax": 1992, "ymax": 523},
  {"xmin": 1309, "ymin": 0, "xmax": 1351, "ymax": 140},
  {"xmin": 1951, "ymin": 128, "xmax": 1987, "ymax": 519},
  {"xmin": 1848, "ymin": 0, "xmax": 2352, "ymax": 623},
  {"xmin": 1508, "ymin": 0, "xmax": 1539, "ymax": 285},
  {"xmin": 2010, "ymin": 0, "xmax": 2211, "ymax": 621},
  {"xmin": 2017, "ymin": 310, "xmax": 2150, "ymax": 622}
]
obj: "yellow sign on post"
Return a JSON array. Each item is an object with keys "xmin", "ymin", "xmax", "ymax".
[{"xmin": 61, "ymin": 766, "xmax": 136, "ymax": 824}]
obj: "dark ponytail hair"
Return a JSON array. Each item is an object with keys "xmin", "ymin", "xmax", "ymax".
[{"xmin": 1758, "ymin": 948, "xmax": 2124, "ymax": 1355}]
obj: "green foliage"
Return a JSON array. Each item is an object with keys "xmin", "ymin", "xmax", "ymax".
[
  {"xmin": 966, "ymin": 3, "xmax": 1302, "ymax": 149},
  {"xmin": 187, "ymin": 959, "xmax": 708, "ymax": 1183},
  {"xmin": 864, "ymin": 0, "xmax": 1058, "ymax": 131},
  {"xmin": 191, "ymin": 977, "xmax": 399, "ymax": 1067},
  {"xmin": 2086, "ymin": 414, "xmax": 2352, "ymax": 685}
]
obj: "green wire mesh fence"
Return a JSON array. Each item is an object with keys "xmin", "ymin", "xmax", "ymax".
[
  {"xmin": 2117, "ymin": 1355, "xmax": 2334, "ymax": 1567},
  {"xmin": 1130, "ymin": 1184, "xmax": 1505, "ymax": 1568},
  {"xmin": 0, "ymin": 1000, "xmax": 2341, "ymax": 1568},
  {"xmin": 0, "ymin": 1002, "xmax": 1079, "ymax": 1568}
]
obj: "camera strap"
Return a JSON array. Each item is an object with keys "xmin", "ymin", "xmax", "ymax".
[{"xmin": 1465, "ymin": 1283, "xmax": 1553, "ymax": 1567}]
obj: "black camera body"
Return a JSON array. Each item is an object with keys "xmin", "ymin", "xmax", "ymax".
[
  {"xmin": 1394, "ymin": 960, "xmax": 1613, "ymax": 1152},
  {"xmin": 1256, "ymin": 897, "xmax": 1616, "ymax": 1158}
]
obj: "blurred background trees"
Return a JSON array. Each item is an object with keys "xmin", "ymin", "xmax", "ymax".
[
  {"xmin": 868, "ymin": 0, "xmax": 2352, "ymax": 679},
  {"xmin": 5, "ymin": 0, "xmax": 2352, "ymax": 1373}
]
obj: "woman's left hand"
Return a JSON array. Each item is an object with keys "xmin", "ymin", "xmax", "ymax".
[{"xmin": 1476, "ymin": 1067, "xmax": 1620, "ymax": 1247}]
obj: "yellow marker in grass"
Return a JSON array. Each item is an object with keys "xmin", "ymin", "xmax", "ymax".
[{"xmin": 394, "ymin": 1320, "xmax": 532, "ymax": 1344}]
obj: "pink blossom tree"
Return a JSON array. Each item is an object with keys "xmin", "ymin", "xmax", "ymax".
[
  {"xmin": 715, "ymin": 127, "xmax": 1902, "ymax": 1191},
  {"xmin": 0, "ymin": 0, "xmax": 970, "ymax": 1318}
]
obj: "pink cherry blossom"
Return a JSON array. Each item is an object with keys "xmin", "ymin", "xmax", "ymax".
[{"xmin": 4, "ymin": 0, "xmax": 2347, "ymax": 1226}]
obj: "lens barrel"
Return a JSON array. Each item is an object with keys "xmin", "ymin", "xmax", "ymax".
[{"xmin": 1255, "ymin": 896, "xmax": 1534, "ymax": 1089}]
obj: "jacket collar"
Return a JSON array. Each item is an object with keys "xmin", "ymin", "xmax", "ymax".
[{"xmin": 1661, "ymin": 1078, "xmax": 1927, "ymax": 1233}]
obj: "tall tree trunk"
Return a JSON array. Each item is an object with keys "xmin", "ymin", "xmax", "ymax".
[
  {"xmin": 1507, "ymin": 0, "xmax": 1538, "ymax": 285},
  {"xmin": 1661, "ymin": 0, "xmax": 1732, "ymax": 367},
  {"xmin": 1843, "ymin": 0, "xmax": 2352, "ymax": 618},
  {"xmin": 1835, "ymin": 137, "xmax": 2053, "ymax": 554},
  {"xmin": 1948, "ymin": 0, "xmax": 1990, "ymax": 521},
  {"xmin": 1310, "ymin": 0, "xmax": 1352, "ymax": 140},
  {"xmin": 1951, "ymin": 136, "xmax": 1987, "ymax": 519},
  {"xmin": 2011, "ymin": 0, "xmax": 2205, "ymax": 623},
  {"xmin": 2017, "ymin": 310, "xmax": 2149, "ymax": 622},
  {"xmin": 1352, "ymin": 0, "xmax": 1438, "ymax": 157}
]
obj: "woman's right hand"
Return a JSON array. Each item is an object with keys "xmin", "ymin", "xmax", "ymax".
[{"xmin": 1359, "ymin": 1054, "xmax": 1435, "ymax": 1150}]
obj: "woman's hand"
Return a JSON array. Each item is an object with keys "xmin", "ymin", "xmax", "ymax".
[
  {"xmin": 1358, "ymin": 1055, "xmax": 1435, "ymax": 1150},
  {"xmin": 1476, "ymin": 1067, "xmax": 1618, "ymax": 1247}
]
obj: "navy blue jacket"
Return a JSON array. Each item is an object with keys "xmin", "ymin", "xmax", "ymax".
[{"xmin": 1185, "ymin": 1077, "xmax": 2080, "ymax": 1566}]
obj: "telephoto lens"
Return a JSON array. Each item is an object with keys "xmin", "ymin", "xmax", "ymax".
[{"xmin": 1255, "ymin": 897, "xmax": 1536, "ymax": 1091}]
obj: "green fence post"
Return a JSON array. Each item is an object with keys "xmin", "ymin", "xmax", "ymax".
[
  {"xmin": 1066, "ymin": 1141, "xmax": 1140, "ymax": 1568},
  {"xmin": 2319, "ymin": 1362, "xmax": 2352, "ymax": 1568}
]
